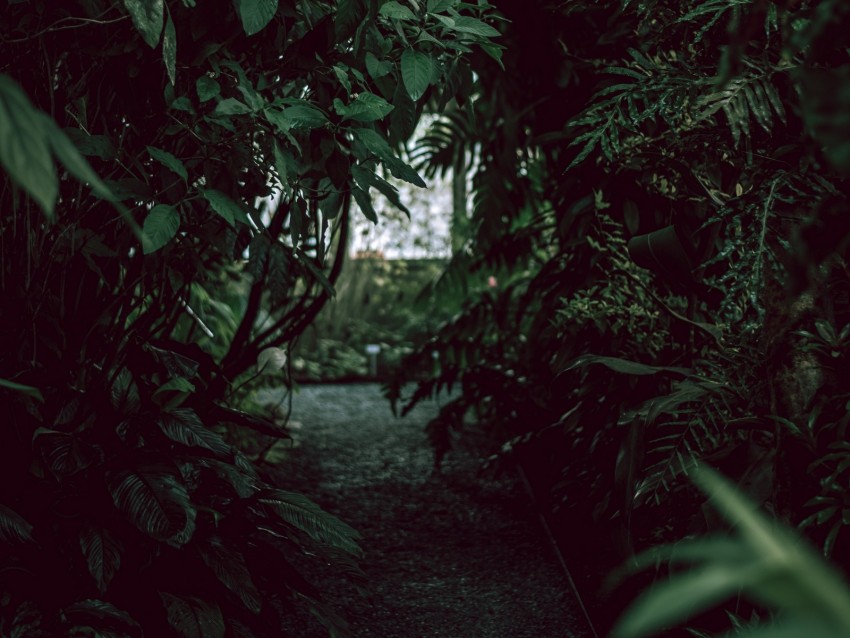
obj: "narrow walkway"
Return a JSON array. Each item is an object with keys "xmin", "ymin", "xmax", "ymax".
[{"xmin": 266, "ymin": 384, "xmax": 590, "ymax": 638}]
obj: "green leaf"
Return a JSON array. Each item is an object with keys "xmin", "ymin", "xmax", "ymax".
[
  {"xmin": 163, "ymin": 9, "xmax": 177, "ymax": 85},
  {"xmin": 427, "ymin": 0, "xmax": 455, "ymax": 12},
  {"xmin": 333, "ymin": 92, "xmax": 394, "ymax": 122},
  {"xmin": 0, "ymin": 377, "xmax": 44, "ymax": 402},
  {"xmin": 0, "ymin": 75, "xmax": 57, "ymax": 217},
  {"xmin": 107, "ymin": 467, "xmax": 194, "ymax": 544},
  {"xmin": 199, "ymin": 537, "xmax": 262, "ymax": 614},
  {"xmin": 379, "ymin": 0, "xmax": 415, "ymax": 20},
  {"xmin": 563, "ymin": 354, "xmax": 691, "ymax": 377},
  {"xmin": 351, "ymin": 164, "xmax": 411, "ymax": 217},
  {"xmin": 333, "ymin": 64, "xmax": 352, "ymax": 94},
  {"xmin": 401, "ymin": 49, "xmax": 433, "ymax": 101},
  {"xmin": 123, "ymin": 0, "xmax": 165, "ymax": 48},
  {"xmin": 335, "ymin": 0, "xmax": 365, "ymax": 42},
  {"xmin": 235, "ymin": 0, "xmax": 279, "ymax": 36},
  {"xmin": 451, "ymin": 16, "xmax": 500, "ymax": 37},
  {"xmin": 63, "ymin": 129, "xmax": 116, "ymax": 159},
  {"xmin": 281, "ymin": 103, "xmax": 328, "ymax": 129},
  {"xmin": 147, "ymin": 146, "xmax": 188, "ymax": 182},
  {"xmin": 79, "ymin": 526, "xmax": 122, "ymax": 594},
  {"xmin": 352, "ymin": 128, "xmax": 426, "ymax": 186},
  {"xmin": 0, "ymin": 504, "xmax": 35, "ymax": 544},
  {"xmin": 196, "ymin": 76, "xmax": 221, "ymax": 102},
  {"xmin": 201, "ymin": 189, "xmax": 248, "ymax": 226},
  {"xmin": 158, "ymin": 409, "xmax": 231, "ymax": 456},
  {"xmin": 365, "ymin": 52, "xmax": 393, "ymax": 79},
  {"xmin": 213, "ymin": 98, "xmax": 252, "ymax": 116},
  {"xmin": 47, "ymin": 119, "xmax": 116, "ymax": 202},
  {"xmin": 160, "ymin": 593, "xmax": 226, "ymax": 638},
  {"xmin": 352, "ymin": 186, "xmax": 378, "ymax": 223},
  {"xmin": 142, "ymin": 204, "xmax": 180, "ymax": 254}
]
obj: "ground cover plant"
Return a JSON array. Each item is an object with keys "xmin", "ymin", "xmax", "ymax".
[
  {"xmin": 0, "ymin": 1, "xmax": 498, "ymax": 635},
  {"xmin": 389, "ymin": 0, "xmax": 850, "ymax": 634}
]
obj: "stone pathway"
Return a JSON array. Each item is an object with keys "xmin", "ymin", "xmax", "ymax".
[{"xmin": 262, "ymin": 383, "xmax": 592, "ymax": 638}]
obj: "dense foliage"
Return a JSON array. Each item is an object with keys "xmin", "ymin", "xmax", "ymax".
[
  {"xmin": 390, "ymin": 0, "xmax": 850, "ymax": 633},
  {"xmin": 0, "ymin": 1, "xmax": 497, "ymax": 635}
]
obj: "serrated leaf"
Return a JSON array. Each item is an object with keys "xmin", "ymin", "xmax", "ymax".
[
  {"xmin": 163, "ymin": 9, "xmax": 177, "ymax": 85},
  {"xmin": 365, "ymin": 51, "xmax": 393, "ymax": 79},
  {"xmin": 201, "ymin": 189, "xmax": 248, "ymax": 226},
  {"xmin": 142, "ymin": 204, "xmax": 180, "ymax": 254},
  {"xmin": 0, "ymin": 504, "xmax": 34, "ymax": 544},
  {"xmin": 158, "ymin": 409, "xmax": 231, "ymax": 456},
  {"xmin": 80, "ymin": 526, "xmax": 122, "ymax": 593},
  {"xmin": 196, "ymin": 76, "xmax": 221, "ymax": 102},
  {"xmin": 379, "ymin": 1, "xmax": 415, "ymax": 20},
  {"xmin": 236, "ymin": 0, "xmax": 278, "ymax": 36},
  {"xmin": 123, "ymin": 0, "xmax": 164, "ymax": 47},
  {"xmin": 107, "ymin": 467, "xmax": 194, "ymax": 544},
  {"xmin": 401, "ymin": 49, "xmax": 432, "ymax": 101},
  {"xmin": 148, "ymin": 146, "xmax": 188, "ymax": 182},
  {"xmin": 333, "ymin": 92, "xmax": 394, "ymax": 122},
  {"xmin": 160, "ymin": 593, "xmax": 226, "ymax": 638},
  {"xmin": 0, "ymin": 75, "xmax": 57, "ymax": 217}
]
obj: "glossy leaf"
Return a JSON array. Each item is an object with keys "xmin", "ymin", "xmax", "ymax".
[
  {"xmin": 236, "ymin": 0, "xmax": 279, "ymax": 36},
  {"xmin": 123, "ymin": 0, "xmax": 164, "ymax": 48},
  {"xmin": 196, "ymin": 76, "xmax": 221, "ymax": 102},
  {"xmin": 107, "ymin": 467, "xmax": 194, "ymax": 543},
  {"xmin": 365, "ymin": 51, "xmax": 393, "ymax": 79},
  {"xmin": 142, "ymin": 204, "xmax": 180, "ymax": 254},
  {"xmin": 401, "ymin": 49, "xmax": 433, "ymax": 101},
  {"xmin": 379, "ymin": 1, "xmax": 415, "ymax": 20},
  {"xmin": 451, "ymin": 16, "xmax": 500, "ymax": 37},
  {"xmin": 158, "ymin": 409, "xmax": 231, "ymax": 456},
  {"xmin": 80, "ymin": 526, "xmax": 122, "ymax": 594},
  {"xmin": 333, "ymin": 92, "xmax": 394, "ymax": 122}
]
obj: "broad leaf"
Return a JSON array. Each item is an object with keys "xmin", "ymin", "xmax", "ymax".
[
  {"xmin": 351, "ymin": 164, "xmax": 411, "ymax": 217},
  {"xmin": 33, "ymin": 428, "xmax": 100, "ymax": 478},
  {"xmin": 427, "ymin": 0, "xmax": 455, "ymax": 11},
  {"xmin": 80, "ymin": 526, "xmax": 122, "ymax": 594},
  {"xmin": 163, "ymin": 9, "xmax": 177, "ymax": 85},
  {"xmin": 335, "ymin": 0, "xmax": 365, "ymax": 42},
  {"xmin": 236, "ymin": 0, "xmax": 279, "ymax": 36},
  {"xmin": 352, "ymin": 128, "xmax": 426, "ymax": 186},
  {"xmin": 451, "ymin": 16, "xmax": 500, "ymax": 37},
  {"xmin": 63, "ymin": 599, "xmax": 139, "ymax": 634},
  {"xmin": 352, "ymin": 186, "xmax": 378, "ymax": 223},
  {"xmin": 47, "ymin": 118, "xmax": 116, "ymax": 201},
  {"xmin": 142, "ymin": 204, "xmax": 180, "ymax": 254},
  {"xmin": 379, "ymin": 0, "xmax": 415, "ymax": 20},
  {"xmin": 0, "ymin": 75, "xmax": 57, "ymax": 216},
  {"xmin": 365, "ymin": 52, "xmax": 393, "ymax": 79},
  {"xmin": 0, "ymin": 504, "xmax": 34, "ymax": 544},
  {"xmin": 0, "ymin": 377, "xmax": 43, "ymax": 402},
  {"xmin": 333, "ymin": 92, "xmax": 394, "ymax": 122},
  {"xmin": 213, "ymin": 98, "xmax": 252, "ymax": 116},
  {"xmin": 160, "ymin": 593, "xmax": 226, "ymax": 638},
  {"xmin": 401, "ymin": 49, "xmax": 432, "ymax": 101},
  {"xmin": 196, "ymin": 76, "xmax": 221, "ymax": 102},
  {"xmin": 199, "ymin": 536, "xmax": 262, "ymax": 613},
  {"xmin": 256, "ymin": 489, "xmax": 363, "ymax": 556},
  {"xmin": 63, "ymin": 129, "xmax": 116, "ymax": 159},
  {"xmin": 257, "ymin": 347, "xmax": 288, "ymax": 374},
  {"xmin": 201, "ymin": 189, "xmax": 248, "ymax": 226},
  {"xmin": 107, "ymin": 467, "xmax": 194, "ymax": 544},
  {"xmin": 147, "ymin": 146, "xmax": 188, "ymax": 182},
  {"xmin": 158, "ymin": 409, "xmax": 231, "ymax": 456},
  {"xmin": 123, "ymin": 0, "xmax": 164, "ymax": 48}
]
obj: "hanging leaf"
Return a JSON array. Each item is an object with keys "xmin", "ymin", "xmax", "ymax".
[
  {"xmin": 0, "ymin": 504, "xmax": 34, "ymax": 544},
  {"xmin": 196, "ymin": 76, "xmax": 221, "ymax": 102},
  {"xmin": 199, "ymin": 536, "xmax": 262, "ymax": 614},
  {"xmin": 256, "ymin": 489, "xmax": 363, "ymax": 556},
  {"xmin": 158, "ymin": 409, "xmax": 231, "ymax": 456},
  {"xmin": 201, "ymin": 189, "xmax": 248, "ymax": 226},
  {"xmin": 163, "ymin": 9, "xmax": 177, "ymax": 85},
  {"xmin": 352, "ymin": 186, "xmax": 378, "ymax": 223},
  {"xmin": 0, "ymin": 377, "xmax": 43, "ymax": 402},
  {"xmin": 351, "ymin": 164, "xmax": 411, "ymax": 217},
  {"xmin": 0, "ymin": 75, "xmax": 57, "ymax": 217},
  {"xmin": 563, "ymin": 354, "xmax": 691, "ymax": 377},
  {"xmin": 352, "ymin": 128, "xmax": 426, "ymax": 186},
  {"xmin": 107, "ymin": 467, "xmax": 194, "ymax": 543},
  {"xmin": 147, "ymin": 146, "xmax": 188, "ymax": 182},
  {"xmin": 235, "ymin": 0, "xmax": 278, "ymax": 35},
  {"xmin": 47, "ymin": 118, "xmax": 116, "ymax": 202},
  {"xmin": 160, "ymin": 593, "xmax": 226, "ymax": 638},
  {"xmin": 142, "ymin": 205, "xmax": 180, "ymax": 254},
  {"xmin": 123, "ymin": 0, "xmax": 165, "ymax": 48},
  {"xmin": 333, "ymin": 92, "xmax": 394, "ymax": 122},
  {"xmin": 79, "ymin": 526, "xmax": 122, "ymax": 594},
  {"xmin": 401, "ymin": 49, "xmax": 433, "ymax": 101},
  {"xmin": 282, "ymin": 103, "xmax": 328, "ymax": 129}
]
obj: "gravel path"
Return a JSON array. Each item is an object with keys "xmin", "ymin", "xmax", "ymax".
[{"xmin": 263, "ymin": 383, "xmax": 591, "ymax": 638}]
